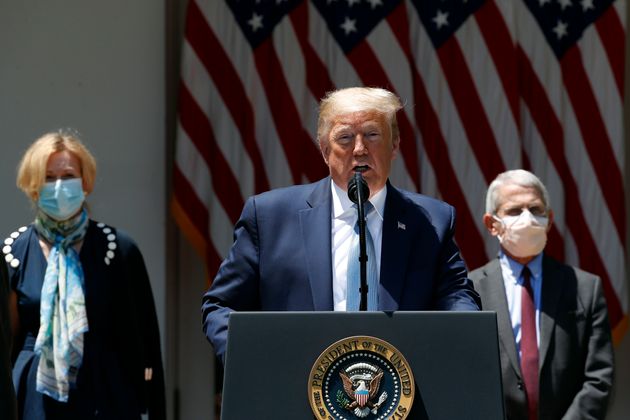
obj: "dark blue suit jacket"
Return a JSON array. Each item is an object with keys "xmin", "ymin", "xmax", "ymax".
[{"xmin": 202, "ymin": 178, "xmax": 480, "ymax": 362}]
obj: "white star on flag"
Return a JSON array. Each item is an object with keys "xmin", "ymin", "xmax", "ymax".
[
  {"xmin": 553, "ymin": 20, "xmax": 568, "ymax": 39},
  {"xmin": 340, "ymin": 17, "xmax": 357, "ymax": 35},
  {"xmin": 433, "ymin": 10, "xmax": 449, "ymax": 29},
  {"xmin": 558, "ymin": 0, "xmax": 572, "ymax": 10},
  {"xmin": 581, "ymin": 0, "xmax": 594, "ymax": 11},
  {"xmin": 248, "ymin": 13, "xmax": 263, "ymax": 32}
]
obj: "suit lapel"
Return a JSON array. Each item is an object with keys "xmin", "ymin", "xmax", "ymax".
[
  {"xmin": 299, "ymin": 178, "xmax": 333, "ymax": 310},
  {"xmin": 379, "ymin": 184, "xmax": 410, "ymax": 311},
  {"xmin": 483, "ymin": 259, "xmax": 522, "ymax": 378},
  {"xmin": 539, "ymin": 255, "xmax": 563, "ymax": 369}
]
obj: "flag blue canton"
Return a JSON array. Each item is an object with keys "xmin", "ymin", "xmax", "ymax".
[
  {"xmin": 523, "ymin": 0, "xmax": 615, "ymax": 58},
  {"xmin": 311, "ymin": 0, "xmax": 402, "ymax": 53},
  {"xmin": 226, "ymin": 0, "xmax": 302, "ymax": 48},
  {"xmin": 409, "ymin": 0, "xmax": 485, "ymax": 48}
]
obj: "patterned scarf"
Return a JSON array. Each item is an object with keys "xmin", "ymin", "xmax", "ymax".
[{"xmin": 33, "ymin": 208, "xmax": 89, "ymax": 402}]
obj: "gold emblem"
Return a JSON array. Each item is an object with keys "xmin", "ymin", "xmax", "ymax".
[{"xmin": 308, "ymin": 336, "xmax": 415, "ymax": 419}]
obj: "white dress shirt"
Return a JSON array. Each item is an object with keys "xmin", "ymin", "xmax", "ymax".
[
  {"xmin": 330, "ymin": 180, "xmax": 386, "ymax": 311},
  {"xmin": 499, "ymin": 251, "xmax": 543, "ymax": 358}
]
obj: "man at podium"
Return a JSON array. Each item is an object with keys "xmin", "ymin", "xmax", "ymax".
[{"xmin": 202, "ymin": 87, "xmax": 481, "ymax": 364}]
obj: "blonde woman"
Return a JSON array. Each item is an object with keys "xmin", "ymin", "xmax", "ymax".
[{"xmin": 4, "ymin": 131, "xmax": 164, "ymax": 419}]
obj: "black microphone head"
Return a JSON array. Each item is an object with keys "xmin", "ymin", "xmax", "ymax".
[{"xmin": 347, "ymin": 171, "xmax": 370, "ymax": 204}]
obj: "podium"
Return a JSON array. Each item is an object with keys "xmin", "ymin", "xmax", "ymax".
[{"xmin": 221, "ymin": 311, "xmax": 504, "ymax": 420}]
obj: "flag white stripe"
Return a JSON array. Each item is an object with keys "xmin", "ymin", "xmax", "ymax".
[
  {"xmin": 562, "ymin": 94, "xmax": 627, "ymax": 309},
  {"xmin": 516, "ymin": 6, "xmax": 564, "ymax": 116},
  {"xmin": 181, "ymin": 42, "xmax": 255, "ymax": 202},
  {"xmin": 176, "ymin": 126, "xmax": 235, "ymax": 259},
  {"xmin": 491, "ymin": 0, "xmax": 517, "ymax": 43},
  {"xmin": 272, "ymin": 16, "xmax": 320, "ymax": 138},
  {"xmin": 175, "ymin": 127, "xmax": 213, "ymax": 207},
  {"xmin": 200, "ymin": 0, "xmax": 294, "ymax": 190},
  {"xmin": 455, "ymin": 15, "xmax": 521, "ymax": 170},
  {"xmin": 308, "ymin": 2, "xmax": 362, "ymax": 90},
  {"xmin": 614, "ymin": 0, "xmax": 626, "ymax": 30},
  {"xmin": 408, "ymin": 9, "xmax": 492, "ymax": 256},
  {"xmin": 366, "ymin": 20, "xmax": 420, "ymax": 192},
  {"xmin": 520, "ymin": 108, "xmax": 567, "ymax": 237},
  {"xmin": 578, "ymin": 24, "xmax": 624, "ymax": 171}
]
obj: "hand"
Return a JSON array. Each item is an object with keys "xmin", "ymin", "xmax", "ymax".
[{"xmin": 144, "ymin": 367, "xmax": 153, "ymax": 381}]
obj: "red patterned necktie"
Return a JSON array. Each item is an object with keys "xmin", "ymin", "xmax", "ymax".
[{"xmin": 520, "ymin": 266, "xmax": 538, "ymax": 419}]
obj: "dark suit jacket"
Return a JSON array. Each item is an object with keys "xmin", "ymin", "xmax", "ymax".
[
  {"xmin": 1, "ymin": 254, "xmax": 17, "ymax": 420},
  {"xmin": 202, "ymin": 177, "xmax": 480, "ymax": 362},
  {"xmin": 470, "ymin": 255, "xmax": 614, "ymax": 420}
]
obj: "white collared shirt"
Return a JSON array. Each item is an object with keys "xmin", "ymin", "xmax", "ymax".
[
  {"xmin": 330, "ymin": 180, "xmax": 386, "ymax": 311},
  {"xmin": 499, "ymin": 251, "xmax": 543, "ymax": 358}
]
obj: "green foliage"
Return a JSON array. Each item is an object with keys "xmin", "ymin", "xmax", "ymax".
[{"xmin": 336, "ymin": 389, "xmax": 350, "ymax": 409}]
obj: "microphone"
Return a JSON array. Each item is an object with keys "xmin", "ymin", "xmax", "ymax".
[
  {"xmin": 347, "ymin": 171, "xmax": 370, "ymax": 204},
  {"xmin": 347, "ymin": 171, "xmax": 370, "ymax": 311}
]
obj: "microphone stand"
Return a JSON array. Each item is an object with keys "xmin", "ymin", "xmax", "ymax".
[{"xmin": 350, "ymin": 172, "xmax": 369, "ymax": 311}]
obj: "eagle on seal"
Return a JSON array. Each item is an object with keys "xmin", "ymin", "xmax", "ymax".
[{"xmin": 340, "ymin": 368, "xmax": 384, "ymax": 410}]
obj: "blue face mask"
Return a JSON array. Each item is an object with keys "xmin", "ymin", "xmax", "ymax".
[{"xmin": 38, "ymin": 178, "xmax": 85, "ymax": 221}]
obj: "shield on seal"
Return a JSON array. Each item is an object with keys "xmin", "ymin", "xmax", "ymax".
[{"xmin": 355, "ymin": 389, "xmax": 369, "ymax": 407}]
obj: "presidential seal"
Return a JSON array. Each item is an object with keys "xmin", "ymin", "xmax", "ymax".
[{"xmin": 308, "ymin": 336, "xmax": 414, "ymax": 419}]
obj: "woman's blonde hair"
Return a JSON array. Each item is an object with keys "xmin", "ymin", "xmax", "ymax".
[{"xmin": 17, "ymin": 130, "xmax": 97, "ymax": 200}]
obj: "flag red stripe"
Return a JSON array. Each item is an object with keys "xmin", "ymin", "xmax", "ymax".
[
  {"xmin": 410, "ymin": 78, "xmax": 490, "ymax": 269},
  {"xmin": 544, "ymin": 221, "xmax": 565, "ymax": 263},
  {"xmin": 173, "ymin": 165, "xmax": 210, "ymax": 243},
  {"xmin": 437, "ymin": 37, "xmax": 506, "ymax": 183},
  {"xmin": 385, "ymin": 4, "xmax": 488, "ymax": 269},
  {"xmin": 561, "ymin": 46, "xmax": 626, "ymax": 246},
  {"xmin": 474, "ymin": 0, "xmax": 520, "ymax": 129},
  {"xmin": 346, "ymin": 40, "xmax": 421, "ymax": 191},
  {"xmin": 254, "ymin": 39, "xmax": 328, "ymax": 184},
  {"xmin": 179, "ymin": 83, "xmax": 244, "ymax": 223},
  {"xmin": 595, "ymin": 6, "xmax": 625, "ymax": 97},
  {"xmin": 173, "ymin": 166, "xmax": 223, "ymax": 275},
  {"xmin": 518, "ymin": 47, "xmax": 623, "ymax": 326},
  {"xmin": 186, "ymin": 1, "xmax": 270, "ymax": 193},
  {"xmin": 289, "ymin": 2, "xmax": 336, "ymax": 102}
]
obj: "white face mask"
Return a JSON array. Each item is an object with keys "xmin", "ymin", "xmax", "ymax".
[{"xmin": 493, "ymin": 210, "xmax": 548, "ymax": 258}]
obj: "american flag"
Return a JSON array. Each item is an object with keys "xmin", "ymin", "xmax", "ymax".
[{"xmin": 172, "ymin": 0, "xmax": 628, "ymax": 342}]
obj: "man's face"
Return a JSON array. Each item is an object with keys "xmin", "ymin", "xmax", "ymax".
[
  {"xmin": 320, "ymin": 110, "xmax": 399, "ymax": 196},
  {"xmin": 494, "ymin": 184, "xmax": 547, "ymax": 220},
  {"xmin": 483, "ymin": 183, "xmax": 553, "ymax": 240}
]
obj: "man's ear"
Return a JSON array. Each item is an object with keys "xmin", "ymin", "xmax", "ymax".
[
  {"xmin": 391, "ymin": 136, "xmax": 400, "ymax": 160},
  {"xmin": 319, "ymin": 140, "xmax": 329, "ymax": 165},
  {"xmin": 483, "ymin": 213, "xmax": 501, "ymax": 237}
]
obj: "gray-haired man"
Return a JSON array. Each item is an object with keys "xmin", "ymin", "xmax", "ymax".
[{"xmin": 470, "ymin": 169, "xmax": 614, "ymax": 420}]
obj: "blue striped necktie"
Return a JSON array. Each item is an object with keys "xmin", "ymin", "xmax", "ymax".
[{"xmin": 346, "ymin": 202, "xmax": 378, "ymax": 311}]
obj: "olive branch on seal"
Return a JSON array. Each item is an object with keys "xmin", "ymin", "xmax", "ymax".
[{"xmin": 336, "ymin": 389, "xmax": 350, "ymax": 409}]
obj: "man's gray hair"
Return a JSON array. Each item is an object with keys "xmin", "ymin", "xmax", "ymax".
[
  {"xmin": 317, "ymin": 87, "xmax": 403, "ymax": 147},
  {"xmin": 485, "ymin": 169, "xmax": 550, "ymax": 214}
]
